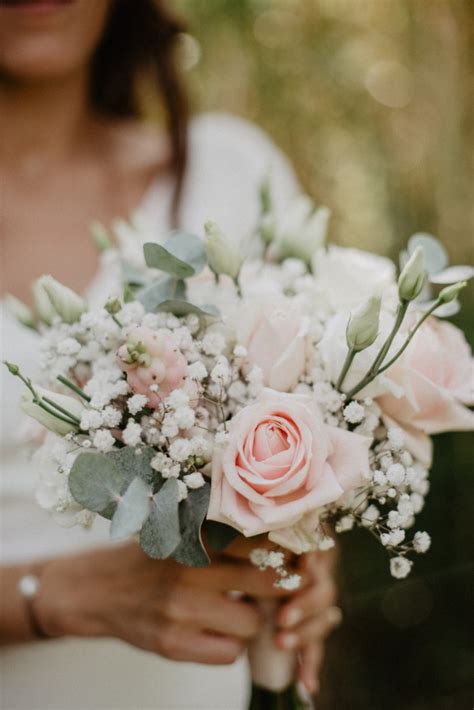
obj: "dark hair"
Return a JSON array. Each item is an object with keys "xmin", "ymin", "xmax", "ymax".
[{"xmin": 90, "ymin": 0, "xmax": 189, "ymax": 223}]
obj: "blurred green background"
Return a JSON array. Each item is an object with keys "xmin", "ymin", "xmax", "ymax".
[{"xmin": 171, "ymin": 1, "xmax": 473, "ymax": 708}]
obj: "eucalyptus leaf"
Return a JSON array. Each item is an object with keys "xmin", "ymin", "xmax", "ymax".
[
  {"xmin": 156, "ymin": 300, "xmax": 219, "ymax": 320},
  {"xmin": 136, "ymin": 275, "xmax": 179, "ymax": 312},
  {"xmin": 69, "ymin": 452, "xmax": 125, "ymax": 512},
  {"xmin": 164, "ymin": 232, "xmax": 207, "ymax": 276},
  {"xmin": 139, "ymin": 478, "xmax": 181, "ymax": 559},
  {"xmin": 121, "ymin": 261, "xmax": 147, "ymax": 287},
  {"xmin": 108, "ymin": 447, "xmax": 156, "ymax": 486},
  {"xmin": 172, "ymin": 483, "xmax": 211, "ymax": 567},
  {"xmin": 111, "ymin": 476, "xmax": 152, "ymax": 540},
  {"xmin": 144, "ymin": 243, "xmax": 194, "ymax": 279},
  {"xmin": 204, "ymin": 520, "xmax": 240, "ymax": 552}
]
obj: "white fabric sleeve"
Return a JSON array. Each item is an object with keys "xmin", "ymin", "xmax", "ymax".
[{"xmin": 180, "ymin": 112, "xmax": 301, "ymax": 243}]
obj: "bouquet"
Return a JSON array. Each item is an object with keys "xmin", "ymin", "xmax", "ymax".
[{"xmin": 5, "ymin": 185, "xmax": 474, "ymax": 708}]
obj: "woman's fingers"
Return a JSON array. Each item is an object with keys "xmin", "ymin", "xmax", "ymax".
[
  {"xmin": 297, "ymin": 642, "xmax": 323, "ymax": 695},
  {"xmin": 223, "ymin": 535, "xmax": 278, "ymax": 561},
  {"xmin": 155, "ymin": 623, "xmax": 245, "ymax": 665},
  {"xmin": 181, "ymin": 561, "xmax": 308, "ymax": 598},
  {"xmin": 277, "ymin": 577, "xmax": 337, "ymax": 629},
  {"xmin": 156, "ymin": 585, "xmax": 263, "ymax": 640},
  {"xmin": 275, "ymin": 606, "xmax": 342, "ymax": 650}
]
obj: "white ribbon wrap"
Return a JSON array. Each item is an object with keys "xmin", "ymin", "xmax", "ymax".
[{"xmin": 247, "ymin": 599, "xmax": 296, "ymax": 692}]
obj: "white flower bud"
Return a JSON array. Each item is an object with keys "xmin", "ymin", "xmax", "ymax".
[
  {"xmin": 398, "ymin": 246, "xmax": 425, "ymax": 301},
  {"xmin": 4, "ymin": 294, "xmax": 35, "ymax": 329},
  {"xmin": 32, "ymin": 278, "xmax": 57, "ymax": 326},
  {"xmin": 204, "ymin": 221, "xmax": 243, "ymax": 280},
  {"xmin": 346, "ymin": 294, "xmax": 381, "ymax": 352},
  {"xmin": 21, "ymin": 386, "xmax": 85, "ymax": 436},
  {"xmin": 37, "ymin": 275, "xmax": 87, "ymax": 324},
  {"xmin": 90, "ymin": 222, "xmax": 112, "ymax": 252},
  {"xmin": 277, "ymin": 197, "xmax": 330, "ymax": 266},
  {"xmin": 438, "ymin": 280, "xmax": 467, "ymax": 304}
]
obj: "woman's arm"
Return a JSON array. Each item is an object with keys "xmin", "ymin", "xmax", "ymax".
[
  {"xmin": 0, "ymin": 560, "xmax": 47, "ymax": 643},
  {"xmin": 0, "ymin": 542, "xmax": 293, "ymax": 663}
]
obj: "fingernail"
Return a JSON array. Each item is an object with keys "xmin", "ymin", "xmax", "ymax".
[
  {"xmin": 279, "ymin": 633, "xmax": 298, "ymax": 649},
  {"xmin": 282, "ymin": 608, "xmax": 303, "ymax": 628},
  {"xmin": 327, "ymin": 606, "xmax": 343, "ymax": 626}
]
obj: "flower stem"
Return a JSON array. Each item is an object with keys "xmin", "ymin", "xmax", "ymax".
[
  {"xmin": 345, "ymin": 300, "xmax": 409, "ymax": 399},
  {"xmin": 42, "ymin": 396, "xmax": 81, "ymax": 425},
  {"xmin": 34, "ymin": 399, "xmax": 80, "ymax": 428},
  {"xmin": 335, "ymin": 347, "xmax": 356, "ymax": 391},
  {"xmin": 377, "ymin": 299, "xmax": 441, "ymax": 374},
  {"xmin": 57, "ymin": 375, "xmax": 91, "ymax": 402}
]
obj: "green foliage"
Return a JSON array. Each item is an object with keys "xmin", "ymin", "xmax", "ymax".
[
  {"xmin": 69, "ymin": 452, "xmax": 126, "ymax": 512},
  {"xmin": 156, "ymin": 300, "xmax": 219, "ymax": 319},
  {"xmin": 143, "ymin": 232, "xmax": 206, "ymax": 279},
  {"xmin": 136, "ymin": 275, "xmax": 182, "ymax": 312},
  {"xmin": 110, "ymin": 476, "xmax": 152, "ymax": 540},
  {"xmin": 172, "ymin": 483, "xmax": 211, "ymax": 567},
  {"xmin": 139, "ymin": 478, "xmax": 181, "ymax": 559}
]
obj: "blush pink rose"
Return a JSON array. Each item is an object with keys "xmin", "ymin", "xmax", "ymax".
[
  {"xmin": 378, "ymin": 317, "xmax": 474, "ymax": 442},
  {"xmin": 207, "ymin": 390, "xmax": 371, "ymax": 537},
  {"xmin": 117, "ymin": 326, "xmax": 187, "ymax": 408},
  {"xmin": 235, "ymin": 295, "xmax": 309, "ymax": 392}
]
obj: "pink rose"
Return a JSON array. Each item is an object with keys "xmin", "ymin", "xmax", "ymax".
[
  {"xmin": 207, "ymin": 390, "xmax": 371, "ymax": 536},
  {"xmin": 378, "ymin": 317, "xmax": 474, "ymax": 440},
  {"xmin": 236, "ymin": 295, "xmax": 309, "ymax": 392},
  {"xmin": 117, "ymin": 326, "xmax": 187, "ymax": 408}
]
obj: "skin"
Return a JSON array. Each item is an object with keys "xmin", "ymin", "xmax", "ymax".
[{"xmin": 0, "ymin": 0, "xmax": 339, "ymax": 694}]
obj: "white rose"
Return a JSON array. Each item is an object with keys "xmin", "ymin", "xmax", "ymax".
[
  {"xmin": 312, "ymin": 246, "xmax": 396, "ymax": 312},
  {"xmin": 319, "ymin": 310, "xmax": 404, "ymax": 399},
  {"xmin": 269, "ymin": 511, "xmax": 322, "ymax": 554}
]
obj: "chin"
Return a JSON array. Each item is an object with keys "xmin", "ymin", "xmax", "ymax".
[
  {"xmin": 1, "ymin": 42, "xmax": 84, "ymax": 82},
  {"xmin": 0, "ymin": 0, "xmax": 110, "ymax": 83}
]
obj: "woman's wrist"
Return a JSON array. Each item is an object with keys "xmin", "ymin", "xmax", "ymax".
[{"xmin": 32, "ymin": 553, "xmax": 111, "ymax": 641}]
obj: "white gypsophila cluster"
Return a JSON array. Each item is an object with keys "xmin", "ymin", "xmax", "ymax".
[{"xmin": 250, "ymin": 548, "xmax": 302, "ymax": 590}]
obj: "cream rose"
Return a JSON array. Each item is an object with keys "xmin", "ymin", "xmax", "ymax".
[
  {"xmin": 235, "ymin": 295, "xmax": 309, "ymax": 392},
  {"xmin": 312, "ymin": 245, "xmax": 396, "ymax": 312},
  {"xmin": 207, "ymin": 390, "xmax": 371, "ymax": 537},
  {"xmin": 378, "ymin": 317, "xmax": 474, "ymax": 435}
]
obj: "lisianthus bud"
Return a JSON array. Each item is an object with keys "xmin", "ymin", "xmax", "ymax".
[
  {"xmin": 32, "ymin": 279, "xmax": 56, "ymax": 326},
  {"xmin": 398, "ymin": 247, "xmax": 425, "ymax": 301},
  {"xmin": 204, "ymin": 221, "xmax": 243, "ymax": 280},
  {"xmin": 105, "ymin": 297, "xmax": 122, "ymax": 315},
  {"xmin": 21, "ymin": 386, "xmax": 85, "ymax": 435},
  {"xmin": 277, "ymin": 198, "xmax": 330, "ymax": 266},
  {"xmin": 259, "ymin": 175, "xmax": 272, "ymax": 215},
  {"xmin": 346, "ymin": 295, "xmax": 381, "ymax": 351},
  {"xmin": 438, "ymin": 281, "xmax": 467, "ymax": 304},
  {"xmin": 4, "ymin": 294, "xmax": 35, "ymax": 328},
  {"xmin": 37, "ymin": 275, "xmax": 87, "ymax": 324},
  {"xmin": 90, "ymin": 222, "xmax": 112, "ymax": 253}
]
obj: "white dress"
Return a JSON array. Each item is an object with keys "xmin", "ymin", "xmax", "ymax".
[{"xmin": 0, "ymin": 113, "xmax": 299, "ymax": 710}]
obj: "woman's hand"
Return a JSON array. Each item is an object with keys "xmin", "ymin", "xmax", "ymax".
[
  {"xmin": 276, "ymin": 550, "xmax": 340, "ymax": 694},
  {"xmin": 223, "ymin": 537, "xmax": 340, "ymax": 694},
  {"xmin": 31, "ymin": 542, "xmax": 290, "ymax": 665}
]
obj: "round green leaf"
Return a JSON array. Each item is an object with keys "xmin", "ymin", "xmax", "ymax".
[{"xmin": 69, "ymin": 452, "xmax": 125, "ymax": 512}]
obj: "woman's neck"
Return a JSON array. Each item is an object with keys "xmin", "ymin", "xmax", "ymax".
[{"xmin": 0, "ymin": 69, "xmax": 95, "ymax": 171}]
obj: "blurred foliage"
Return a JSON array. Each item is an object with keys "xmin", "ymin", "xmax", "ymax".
[
  {"xmin": 175, "ymin": 0, "xmax": 473, "ymax": 268},
  {"xmin": 169, "ymin": 2, "xmax": 474, "ymax": 708}
]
